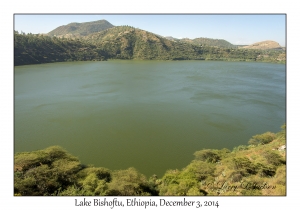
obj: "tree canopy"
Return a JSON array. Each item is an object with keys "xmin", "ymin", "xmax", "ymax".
[{"xmin": 14, "ymin": 28, "xmax": 286, "ymax": 66}]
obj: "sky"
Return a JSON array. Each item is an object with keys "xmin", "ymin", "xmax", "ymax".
[{"xmin": 14, "ymin": 14, "xmax": 286, "ymax": 46}]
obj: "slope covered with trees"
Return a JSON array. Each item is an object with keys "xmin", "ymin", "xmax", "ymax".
[
  {"xmin": 14, "ymin": 125, "xmax": 286, "ymax": 196},
  {"xmin": 82, "ymin": 26, "xmax": 206, "ymax": 60},
  {"xmin": 14, "ymin": 25, "xmax": 286, "ymax": 66},
  {"xmin": 179, "ymin": 37, "xmax": 237, "ymax": 48},
  {"xmin": 14, "ymin": 31, "xmax": 108, "ymax": 66}
]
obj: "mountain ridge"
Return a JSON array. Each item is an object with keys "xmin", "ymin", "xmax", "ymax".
[
  {"xmin": 179, "ymin": 37, "xmax": 237, "ymax": 48},
  {"xmin": 46, "ymin": 19, "xmax": 282, "ymax": 49},
  {"xmin": 47, "ymin": 19, "xmax": 114, "ymax": 38},
  {"xmin": 14, "ymin": 20, "xmax": 286, "ymax": 65}
]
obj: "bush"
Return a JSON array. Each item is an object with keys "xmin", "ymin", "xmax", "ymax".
[
  {"xmin": 232, "ymin": 157, "xmax": 257, "ymax": 175},
  {"xmin": 80, "ymin": 173, "xmax": 108, "ymax": 195},
  {"xmin": 255, "ymin": 163, "xmax": 276, "ymax": 177},
  {"xmin": 57, "ymin": 185, "xmax": 88, "ymax": 196},
  {"xmin": 14, "ymin": 146, "xmax": 82, "ymax": 195},
  {"xmin": 78, "ymin": 167, "xmax": 111, "ymax": 182},
  {"xmin": 14, "ymin": 151, "xmax": 50, "ymax": 171},
  {"xmin": 194, "ymin": 149, "xmax": 220, "ymax": 163},
  {"xmin": 232, "ymin": 145, "xmax": 249, "ymax": 152},
  {"xmin": 158, "ymin": 170, "xmax": 202, "ymax": 196},
  {"xmin": 106, "ymin": 167, "xmax": 153, "ymax": 196},
  {"xmin": 44, "ymin": 146, "xmax": 79, "ymax": 161},
  {"xmin": 183, "ymin": 160, "xmax": 215, "ymax": 181},
  {"xmin": 248, "ymin": 132, "xmax": 276, "ymax": 145},
  {"xmin": 263, "ymin": 151, "xmax": 285, "ymax": 166}
]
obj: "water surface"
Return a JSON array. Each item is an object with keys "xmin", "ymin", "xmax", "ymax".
[{"xmin": 14, "ymin": 60, "xmax": 286, "ymax": 177}]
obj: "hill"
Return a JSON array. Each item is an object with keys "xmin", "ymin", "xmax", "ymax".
[
  {"xmin": 14, "ymin": 21, "xmax": 286, "ymax": 65},
  {"xmin": 165, "ymin": 36, "xmax": 237, "ymax": 48},
  {"xmin": 82, "ymin": 26, "xmax": 206, "ymax": 60},
  {"xmin": 180, "ymin": 37, "xmax": 237, "ymax": 48},
  {"xmin": 242, "ymin": 40, "xmax": 283, "ymax": 50},
  {"xmin": 82, "ymin": 26, "xmax": 286, "ymax": 62},
  {"xmin": 47, "ymin": 19, "xmax": 114, "ymax": 38},
  {"xmin": 14, "ymin": 31, "xmax": 108, "ymax": 66}
]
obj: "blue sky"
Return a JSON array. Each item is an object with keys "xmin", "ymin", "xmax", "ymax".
[{"xmin": 14, "ymin": 14, "xmax": 286, "ymax": 46}]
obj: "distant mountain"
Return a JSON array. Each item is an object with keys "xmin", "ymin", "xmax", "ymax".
[
  {"xmin": 47, "ymin": 20, "xmax": 114, "ymax": 38},
  {"xmin": 242, "ymin": 40, "xmax": 283, "ymax": 50},
  {"xmin": 14, "ymin": 20, "xmax": 286, "ymax": 65},
  {"xmin": 179, "ymin": 37, "xmax": 237, "ymax": 48}
]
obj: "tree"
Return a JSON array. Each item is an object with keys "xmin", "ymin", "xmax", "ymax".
[{"xmin": 248, "ymin": 132, "xmax": 276, "ymax": 145}]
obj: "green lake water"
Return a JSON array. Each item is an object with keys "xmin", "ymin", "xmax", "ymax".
[{"xmin": 14, "ymin": 60, "xmax": 286, "ymax": 177}]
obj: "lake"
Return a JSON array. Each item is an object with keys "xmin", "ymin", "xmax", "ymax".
[{"xmin": 14, "ymin": 60, "xmax": 286, "ymax": 177}]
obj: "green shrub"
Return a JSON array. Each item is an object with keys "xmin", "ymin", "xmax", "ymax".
[
  {"xmin": 232, "ymin": 157, "xmax": 257, "ymax": 175},
  {"xmin": 79, "ymin": 173, "xmax": 108, "ymax": 195},
  {"xmin": 78, "ymin": 167, "xmax": 111, "ymax": 182},
  {"xmin": 255, "ymin": 163, "xmax": 276, "ymax": 177},
  {"xmin": 14, "ymin": 151, "xmax": 50, "ymax": 171},
  {"xmin": 106, "ymin": 167, "xmax": 153, "ymax": 196},
  {"xmin": 183, "ymin": 160, "xmax": 215, "ymax": 181},
  {"xmin": 194, "ymin": 149, "xmax": 220, "ymax": 163},
  {"xmin": 14, "ymin": 176, "xmax": 37, "ymax": 196},
  {"xmin": 232, "ymin": 145, "xmax": 249, "ymax": 152},
  {"xmin": 248, "ymin": 132, "xmax": 276, "ymax": 145},
  {"xmin": 44, "ymin": 146, "xmax": 79, "ymax": 161},
  {"xmin": 263, "ymin": 151, "xmax": 285, "ymax": 166},
  {"xmin": 14, "ymin": 146, "xmax": 82, "ymax": 195}
]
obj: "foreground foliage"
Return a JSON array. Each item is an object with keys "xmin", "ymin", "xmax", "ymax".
[{"xmin": 14, "ymin": 125, "xmax": 286, "ymax": 196}]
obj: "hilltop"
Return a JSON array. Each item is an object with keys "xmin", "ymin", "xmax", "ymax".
[
  {"xmin": 241, "ymin": 40, "xmax": 283, "ymax": 50},
  {"xmin": 179, "ymin": 37, "xmax": 237, "ymax": 48},
  {"xmin": 47, "ymin": 19, "xmax": 114, "ymax": 38}
]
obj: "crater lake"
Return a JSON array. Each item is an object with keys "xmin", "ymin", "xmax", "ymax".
[{"xmin": 14, "ymin": 60, "xmax": 286, "ymax": 177}]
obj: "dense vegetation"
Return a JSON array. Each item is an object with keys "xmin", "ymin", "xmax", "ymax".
[
  {"xmin": 14, "ymin": 31, "xmax": 108, "ymax": 66},
  {"xmin": 14, "ymin": 25, "xmax": 286, "ymax": 66},
  {"xmin": 178, "ymin": 37, "xmax": 237, "ymax": 48},
  {"xmin": 14, "ymin": 125, "xmax": 286, "ymax": 196}
]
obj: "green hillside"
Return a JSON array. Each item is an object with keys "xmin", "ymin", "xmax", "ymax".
[
  {"xmin": 14, "ymin": 31, "xmax": 108, "ymax": 66},
  {"xmin": 14, "ymin": 24, "xmax": 286, "ymax": 66},
  {"xmin": 180, "ymin": 37, "xmax": 237, "ymax": 48},
  {"xmin": 82, "ymin": 26, "xmax": 205, "ymax": 60},
  {"xmin": 81, "ymin": 26, "xmax": 285, "ymax": 62}
]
